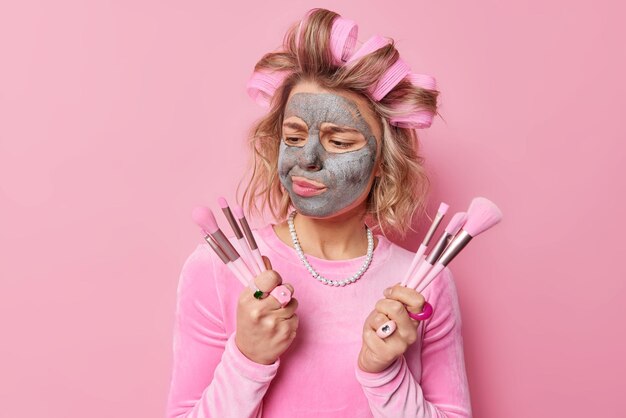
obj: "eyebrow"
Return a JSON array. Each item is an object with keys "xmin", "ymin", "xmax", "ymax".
[{"xmin": 282, "ymin": 121, "xmax": 362, "ymax": 134}]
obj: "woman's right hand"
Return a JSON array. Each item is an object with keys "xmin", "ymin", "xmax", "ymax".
[{"xmin": 235, "ymin": 256, "xmax": 299, "ymax": 365}]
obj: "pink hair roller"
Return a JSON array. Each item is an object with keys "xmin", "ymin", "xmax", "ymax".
[
  {"xmin": 389, "ymin": 74, "xmax": 437, "ymax": 128},
  {"xmin": 345, "ymin": 36, "xmax": 414, "ymax": 101},
  {"xmin": 390, "ymin": 109, "xmax": 434, "ymax": 129},
  {"xmin": 407, "ymin": 72, "xmax": 437, "ymax": 90},
  {"xmin": 370, "ymin": 58, "xmax": 412, "ymax": 101},
  {"xmin": 245, "ymin": 69, "xmax": 291, "ymax": 108},
  {"xmin": 329, "ymin": 17, "xmax": 358, "ymax": 65},
  {"xmin": 246, "ymin": 11, "xmax": 440, "ymax": 130},
  {"xmin": 248, "ymin": 12, "xmax": 359, "ymax": 107},
  {"xmin": 345, "ymin": 34, "xmax": 390, "ymax": 66}
]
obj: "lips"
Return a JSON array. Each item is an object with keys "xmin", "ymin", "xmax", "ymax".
[{"xmin": 291, "ymin": 176, "xmax": 327, "ymax": 197}]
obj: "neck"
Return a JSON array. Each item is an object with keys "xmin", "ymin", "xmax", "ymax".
[{"xmin": 291, "ymin": 208, "xmax": 372, "ymax": 260}]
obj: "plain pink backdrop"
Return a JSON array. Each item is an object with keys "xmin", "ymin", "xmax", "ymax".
[{"xmin": 1, "ymin": 1, "xmax": 624, "ymax": 417}]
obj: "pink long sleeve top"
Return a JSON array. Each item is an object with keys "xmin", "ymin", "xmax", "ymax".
[{"xmin": 165, "ymin": 223, "xmax": 473, "ymax": 417}]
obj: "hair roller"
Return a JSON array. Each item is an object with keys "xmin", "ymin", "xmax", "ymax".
[
  {"xmin": 245, "ymin": 69, "xmax": 291, "ymax": 108},
  {"xmin": 329, "ymin": 17, "xmax": 358, "ymax": 65}
]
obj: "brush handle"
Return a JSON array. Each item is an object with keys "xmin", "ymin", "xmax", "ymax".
[
  {"xmin": 400, "ymin": 245, "xmax": 426, "ymax": 286},
  {"xmin": 437, "ymin": 230, "xmax": 472, "ymax": 266},
  {"xmin": 426, "ymin": 232, "xmax": 452, "ymax": 265},
  {"xmin": 202, "ymin": 241, "xmax": 250, "ymax": 287},
  {"xmin": 415, "ymin": 263, "xmax": 445, "ymax": 294},
  {"xmin": 210, "ymin": 229, "xmax": 256, "ymax": 278},
  {"xmin": 232, "ymin": 258, "xmax": 255, "ymax": 283},
  {"xmin": 221, "ymin": 206, "xmax": 244, "ymax": 239},
  {"xmin": 226, "ymin": 261, "xmax": 251, "ymax": 288},
  {"xmin": 238, "ymin": 215, "xmax": 260, "ymax": 251},
  {"xmin": 405, "ymin": 259, "xmax": 433, "ymax": 290},
  {"xmin": 237, "ymin": 237, "xmax": 261, "ymax": 276},
  {"xmin": 252, "ymin": 248, "xmax": 267, "ymax": 272},
  {"xmin": 423, "ymin": 211, "xmax": 446, "ymax": 246}
]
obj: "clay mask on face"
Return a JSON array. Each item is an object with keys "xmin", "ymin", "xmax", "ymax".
[{"xmin": 278, "ymin": 92, "xmax": 378, "ymax": 218}]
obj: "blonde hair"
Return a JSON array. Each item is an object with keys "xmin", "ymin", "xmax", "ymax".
[{"xmin": 237, "ymin": 8, "xmax": 440, "ymax": 238}]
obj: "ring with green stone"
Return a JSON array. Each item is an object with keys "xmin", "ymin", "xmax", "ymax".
[{"xmin": 253, "ymin": 288, "xmax": 265, "ymax": 299}]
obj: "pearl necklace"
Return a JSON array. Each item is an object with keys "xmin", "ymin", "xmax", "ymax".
[{"xmin": 287, "ymin": 211, "xmax": 374, "ymax": 287}]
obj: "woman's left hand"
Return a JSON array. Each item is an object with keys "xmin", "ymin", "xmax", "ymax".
[{"xmin": 358, "ymin": 283, "xmax": 427, "ymax": 374}]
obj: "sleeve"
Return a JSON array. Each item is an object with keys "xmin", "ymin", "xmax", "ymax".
[
  {"xmin": 165, "ymin": 244, "xmax": 280, "ymax": 418},
  {"xmin": 354, "ymin": 267, "xmax": 473, "ymax": 417}
]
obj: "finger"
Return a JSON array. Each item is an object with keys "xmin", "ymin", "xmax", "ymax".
[
  {"xmin": 384, "ymin": 284, "xmax": 426, "ymax": 316},
  {"xmin": 275, "ymin": 297, "xmax": 299, "ymax": 319},
  {"xmin": 263, "ymin": 255, "xmax": 272, "ymax": 270},
  {"xmin": 365, "ymin": 311, "xmax": 390, "ymax": 332},
  {"xmin": 363, "ymin": 325, "xmax": 393, "ymax": 356},
  {"xmin": 282, "ymin": 283, "xmax": 295, "ymax": 297},
  {"xmin": 251, "ymin": 283, "xmax": 293, "ymax": 311},
  {"xmin": 285, "ymin": 313, "xmax": 299, "ymax": 330},
  {"xmin": 252, "ymin": 269, "xmax": 283, "ymax": 296},
  {"xmin": 365, "ymin": 327, "xmax": 405, "ymax": 360},
  {"xmin": 363, "ymin": 310, "xmax": 396, "ymax": 340},
  {"xmin": 277, "ymin": 315, "xmax": 299, "ymax": 340},
  {"xmin": 375, "ymin": 298, "xmax": 415, "ymax": 333}
]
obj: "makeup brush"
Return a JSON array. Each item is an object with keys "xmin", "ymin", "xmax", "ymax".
[
  {"xmin": 191, "ymin": 206, "xmax": 255, "ymax": 282},
  {"xmin": 414, "ymin": 197, "xmax": 502, "ymax": 294},
  {"xmin": 400, "ymin": 202, "xmax": 449, "ymax": 287},
  {"xmin": 405, "ymin": 212, "xmax": 467, "ymax": 290},
  {"xmin": 201, "ymin": 233, "xmax": 250, "ymax": 287},
  {"xmin": 218, "ymin": 197, "xmax": 262, "ymax": 276},
  {"xmin": 232, "ymin": 204, "xmax": 267, "ymax": 273}
]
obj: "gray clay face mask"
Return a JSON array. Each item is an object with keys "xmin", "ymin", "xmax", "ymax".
[{"xmin": 278, "ymin": 92, "xmax": 378, "ymax": 218}]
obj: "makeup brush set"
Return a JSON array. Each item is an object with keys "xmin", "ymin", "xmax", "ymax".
[
  {"xmin": 190, "ymin": 195, "xmax": 502, "ymax": 328},
  {"xmin": 376, "ymin": 196, "xmax": 503, "ymax": 338},
  {"xmin": 191, "ymin": 197, "xmax": 292, "ymax": 306},
  {"xmin": 400, "ymin": 196, "xmax": 502, "ymax": 293}
]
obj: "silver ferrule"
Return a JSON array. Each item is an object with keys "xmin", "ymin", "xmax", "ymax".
[
  {"xmin": 422, "ymin": 212, "xmax": 445, "ymax": 246},
  {"xmin": 426, "ymin": 232, "xmax": 451, "ymax": 265},
  {"xmin": 437, "ymin": 229, "xmax": 473, "ymax": 266},
  {"xmin": 212, "ymin": 229, "xmax": 240, "ymax": 262},
  {"xmin": 239, "ymin": 216, "xmax": 259, "ymax": 250},
  {"xmin": 204, "ymin": 235, "xmax": 230, "ymax": 264},
  {"xmin": 221, "ymin": 207, "xmax": 243, "ymax": 239}
]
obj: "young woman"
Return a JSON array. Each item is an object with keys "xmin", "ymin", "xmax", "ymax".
[{"xmin": 166, "ymin": 8, "xmax": 472, "ymax": 418}]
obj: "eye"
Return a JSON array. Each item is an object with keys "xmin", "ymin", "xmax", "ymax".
[
  {"xmin": 329, "ymin": 139, "xmax": 354, "ymax": 149},
  {"xmin": 284, "ymin": 137, "xmax": 305, "ymax": 146}
]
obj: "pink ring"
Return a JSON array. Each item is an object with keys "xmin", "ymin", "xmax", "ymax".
[
  {"xmin": 269, "ymin": 284, "xmax": 292, "ymax": 308},
  {"xmin": 376, "ymin": 320, "xmax": 397, "ymax": 339},
  {"xmin": 407, "ymin": 302, "xmax": 433, "ymax": 321}
]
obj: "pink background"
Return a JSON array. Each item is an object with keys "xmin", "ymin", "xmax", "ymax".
[{"xmin": 1, "ymin": 1, "xmax": 624, "ymax": 417}]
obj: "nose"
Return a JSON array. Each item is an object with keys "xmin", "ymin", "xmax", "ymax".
[{"xmin": 298, "ymin": 135, "xmax": 322, "ymax": 171}]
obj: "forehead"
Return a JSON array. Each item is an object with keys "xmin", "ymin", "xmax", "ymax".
[{"xmin": 284, "ymin": 82, "xmax": 381, "ymax": 139}]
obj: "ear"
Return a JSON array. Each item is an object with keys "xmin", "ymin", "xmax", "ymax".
[{"xmin": 373, "ymin": 162, "xmax": 382, "ymax": 178}]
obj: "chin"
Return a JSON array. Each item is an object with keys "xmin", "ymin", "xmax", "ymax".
[{"xmin": 291, "ymin": 199, "xmax": 365, "ymax": 220}]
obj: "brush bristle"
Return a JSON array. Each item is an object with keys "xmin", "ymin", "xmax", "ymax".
[
  {"xmin": 438, "ymin": 202, "xmax": 449, "ymax": 215},
  {"xmin": 445, "ymin": 212, "xmax": 467, "ymax": 235},
  {"xmin": 463, "ymin": 197, "xmax": 502, "ymax": 236},
  {"xmin": 191, "ymin": 206, "xmax": 219, "ymax": 234},
  {"xmin": 232, "ymin": 204, "xmax": 244, "ymax": 219},
  {"xmin": 217, "ymin": 196, "xmax": 229, "ymax": 209}
]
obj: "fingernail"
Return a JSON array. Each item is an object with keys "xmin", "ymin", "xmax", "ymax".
[{"xmin": 384, "ymin": 287, "xmax": 392, "ymax": 297}]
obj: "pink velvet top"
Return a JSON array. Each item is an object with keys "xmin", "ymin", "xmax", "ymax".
[{"xmin": 165, "ymin": 224, "xmax": 473, "ymax": 417}]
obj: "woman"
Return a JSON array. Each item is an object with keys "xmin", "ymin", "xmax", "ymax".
[{"xmin": 166, "ymin": 8, "xmax": 472, "ymax": 418}]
